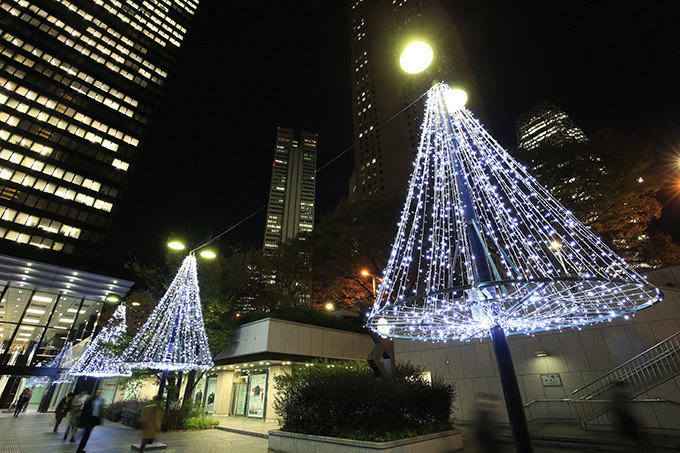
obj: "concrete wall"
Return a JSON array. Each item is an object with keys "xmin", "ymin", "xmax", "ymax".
[
  {"xmin": 394, "ymin": 266, "xmax": 680, "ymax": 425},
  {"xmin": 212, "ymin": 370, "xmax": 234, "ymax": 416},
  {"xmin": 221, "ymin": 318, "xmax": 375, "ymax": 362}
]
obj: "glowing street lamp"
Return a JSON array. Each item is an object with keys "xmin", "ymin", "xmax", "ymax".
[
  {"xmin": 361, "ymin": 269, "xmax": 382, "ymax": 296},
  {"xmin": 399, "ymin": 41, "xmax": 434, "ymax": 74},
  {"xmin": 167, "ymin": 241, "xmax": 185, "ymax": 251}
]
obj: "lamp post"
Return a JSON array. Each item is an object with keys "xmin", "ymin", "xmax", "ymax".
[
  {"xmin": 397, "ymin": 41, "xmax": 533, "ymax": 452},
  {"xmin": 122, "ymin": 240, "xmax": 216, "ymax": 400},
  {"xmin": 155, "ymin": 241, "xmax": 216, "ymax": 399},
  {"xmin": 360, "ymin": 269, "xmax": 382, "ymax": 296}
]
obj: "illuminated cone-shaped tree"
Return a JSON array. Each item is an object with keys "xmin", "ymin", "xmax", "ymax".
[
  {"xmin": 122, "ymin": 254, "xmax": 213, "ymax": 395},
  {"xmin": 367, "ymin": 82, "xmax": 662, "ymax": 451},
  {"xmin": 46, "ymin": 341, "xmax": 75, "ymax": 384},
  {"xmin": 69, "ymin": 305, "xmax": 131, "ymax": 377}
]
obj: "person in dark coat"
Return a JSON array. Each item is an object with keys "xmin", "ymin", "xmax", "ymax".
[
  {"xmin": 54, "ymin": 392, "xmax": 74, "ymax": 432},
  {"xmin": 13, "ymin": 388, "xmax": 31, "ymax": 417},
  {"xmin": 64, "ymin": 389, "xmax": 88, "ymax": 442},
  {"xmin": 76, "ymin": 389, "xmax": 103, "ymax": 453}
]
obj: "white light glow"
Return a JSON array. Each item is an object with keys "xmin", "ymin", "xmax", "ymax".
[
  {"xmin": 69, "ymin": 305, "xmax": 131, "ymax": 377},
  {"xmin": 399, "ymin": 41, "xmax": 434, "ymax": 74},
  {"xmin": 366, "ymin": 82, "xmax": 662, "ymax": 342},
  {"xmin": 122, "ymin": 255, "xmax": 214, "ymax": 371},
  {"xmin": 445, "ymin": 88, "xmax": 467, "ymax": 111}
]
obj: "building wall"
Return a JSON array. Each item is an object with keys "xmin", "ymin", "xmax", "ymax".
[
  {"xmin": 0, "ymin": 0, "xmax": 199, "ymax": 259},
  {"xmin": 263, "ymin": 128, "xmax": 317, "ymax": 252},
  {"xmin": 394, "ymin": 266, "xmax": 680, "ymax": 425},
  {"xmin": 348, "ymin": 0, "xmax": 482, "ymax": 199},
  {"xmin": 212, "ymin": 369, "xmax": 234, "ymax": 416}
]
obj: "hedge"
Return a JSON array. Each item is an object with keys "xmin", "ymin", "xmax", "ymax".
[{"xmin": 273, "ymin": 361, "xmax": 455, "ymax": 442}]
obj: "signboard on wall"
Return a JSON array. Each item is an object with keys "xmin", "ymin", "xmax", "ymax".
[
  {"xmin": 540, "ymin": 373, "xmax": 562, "ymax": 387},
  {"xmin": 247, "ymin": 371, "xmax": 268, "ymax": 418}
]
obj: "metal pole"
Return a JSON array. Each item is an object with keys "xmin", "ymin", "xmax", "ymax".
[
  {"xmin": 435, "ymin": 83, "xmax": 533, "ymax": 452},
  {"xmin": 157, "ymin": 257, "xmax": 192, "ymax": 399}
]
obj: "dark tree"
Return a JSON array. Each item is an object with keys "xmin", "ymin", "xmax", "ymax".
[
  {"xmin": 514, "ymin": 128, "xmax": 680, "ymax": 267},
  {"xmin": 309, "ymin": 193, "xmax": 402, "ymax": 311}
]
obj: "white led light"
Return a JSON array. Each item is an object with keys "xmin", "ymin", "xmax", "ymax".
[
  {"xmin": 366, "ymin": 82, "xmax": 662, "ymax": 342},
  {"xmin": 122, "ymin": 255, "xmax": 213, "ymax": 371},
  {"xmin": 70, "ymin": 305, "xmax": 131, "ymax": 377}
]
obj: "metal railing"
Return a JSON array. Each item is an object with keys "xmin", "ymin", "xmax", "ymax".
[
  {"xmin": 524, "ymin": 398, "xmax": 680, "ymax": 430},
  {"xmin": 571, "ymin": 331, "xmax": 680, "ymax": 401}
]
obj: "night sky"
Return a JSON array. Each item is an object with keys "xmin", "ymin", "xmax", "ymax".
[{"xmin": 102, "ymin": 1, "xmax": 680, "ymax": 269}]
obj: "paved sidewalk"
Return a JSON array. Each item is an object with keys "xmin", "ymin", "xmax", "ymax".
[
  {"xmin": 5, "ymin": 411, "xmax": 680, "ymax": 452},
  {"xmin": 0, "ymin": 412, "xmax": 267, "ymax": 453}
]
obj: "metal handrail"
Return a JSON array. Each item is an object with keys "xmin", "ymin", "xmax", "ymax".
[
  {"xmin": 572, "ymin": 330, "xmax": 680, "ymax": 396},
  {"xmin": 525, "ymin": 398, "xmax": 680, "ymax": 408}
]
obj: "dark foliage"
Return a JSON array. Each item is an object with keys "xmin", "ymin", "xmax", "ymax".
[
  {"xmin": 273, "ymin": 361, "xmax": 455, "ymax": 442},
  {"xmin": 105, "ymin": 400, "xmax": 146, "ymax": 429}
]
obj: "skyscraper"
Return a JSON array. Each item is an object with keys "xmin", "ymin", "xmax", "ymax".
[
  {"xmin": 348, "ymin": 0, "xmax": 481, "ymax": 199},
  {"xmin": 0, "ymin": 0, "xmax": 200, "ymax": 261},
  {"xmin": 263, "ymin": 128, "xmax": 317, "ymax": 252},
  {"xmin": 516, "ymin": 100, "xmax": 588, "ymax": 150}
]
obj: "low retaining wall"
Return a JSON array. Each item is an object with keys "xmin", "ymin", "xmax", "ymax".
[{"xmin": 268, "ymin": 428, "xmax": 463, "ymax": 453}]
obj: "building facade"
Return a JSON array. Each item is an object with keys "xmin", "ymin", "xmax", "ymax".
[
  {"xmin": 348, "ymin": 0, "xmax": 481, "ymax": 199},
  {"xmin": 516, "ymin": 100, "xmax": 588, "ymax": 150},
  {"xmin": 0, "ymin": 252, "xmax": 134, "ymax": 408},
  {"xmin": 395, "ymin": 265, "xmax": 680, "ymax": 431},
  {"xmin": 263, "ymin": 128, "xmax": 317, "ymax": 252},
  {"xmin": 0, "ymin": 0, "xmax": 199, "ymax": 261}
]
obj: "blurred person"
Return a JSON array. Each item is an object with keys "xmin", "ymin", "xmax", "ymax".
[
  {"xmin": 139, "ymin": 396, "xmax": 164, "ymax": 452},
  {"xmin": 473, "ymin": 393, "xmax": 507, "ymax": 452},
  {"xmin": 54, "ymin": 392, "xmax": 74, "ymax": 432},
  {"xmin": 13, "ymin": 388, "xmax": 31, "ymax": 417},
  {"xmin": 76, "ymin": 388, "xmax": 103, "ymax": 453},
  {"xmin": 611, "ymin": 381, "xmax": 646, "ymax": 451},
  {"xmin": 64, "ymin": 390, "xmax": 88, "ymax": 442}
]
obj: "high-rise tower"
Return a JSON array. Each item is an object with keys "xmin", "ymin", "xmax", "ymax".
[
  {"xmin": 516, "ymin": 100, "xmax": 588, "ymax": 150},
  {"xmin": 348, "ymin": 0, "xmax": 481, "ymax": 199},
  {"xmin": 0, "ymin": 0, "xmax": 200, "ymax": 261},
  {"xmin": 263, "ymin": 128, "xmax": 317, "ymax": 252}
]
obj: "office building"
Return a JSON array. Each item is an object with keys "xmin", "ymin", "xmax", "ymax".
[
  {"xmin": 0, "ymin": 252, "xmax": 134, "ymax": 408},
  {"xmin": 348, "ymin": 0, "xmax": 481, "ymax": 199},
  {"xmin": 0, "ymin": 0, "xmax": 200, "ymax": 261},
  {"xmin": 263, "ymin": 128, "xmax": 317, "ymax": 252},
  {"xmin": 516, "ymin": 100, "xmax": 588, "ymax": 150}
]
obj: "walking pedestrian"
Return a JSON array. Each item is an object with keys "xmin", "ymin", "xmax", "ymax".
[
  {"xmin": 64, "ymin": 390, "xmax": 88, "ymax": 442},
  {"xmin": 76, "ymin": 388, "xmax": 103, "ymax": 453},
  {"xmin": 54, "ymin": 392, "xmax": 74, "ymax": 432},
  {"xmin": 13, "ymin": 388, "xmax": 31, "ymax": 417},
  {"xmin": 139, "ymin": 396, "xmax": 164, "ymax": 452}
]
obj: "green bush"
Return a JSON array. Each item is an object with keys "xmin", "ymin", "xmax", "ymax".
[
  {"xmin": 273, "ymin": 360, "xmax": 455, "ymax": 442},
  {"xmin": 161, "ymin": 403, "xmax": 190, "ymax": 431},
  {"xmin": 186, "ymin": 416, "xmax": 220, "ymax": 430},
  {"xmin": 105, "ymin": 400, "xmax": 146, "ymax": 429}
]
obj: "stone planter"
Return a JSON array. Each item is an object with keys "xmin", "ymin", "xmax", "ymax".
[{"xmin": 268, "ymin": 428, "xmax": 463, "ymax": 453}]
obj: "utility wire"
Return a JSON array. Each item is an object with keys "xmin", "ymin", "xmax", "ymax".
[{"xmin": 192, "ymin": 88, "xmax": 429, "ymax": 252}]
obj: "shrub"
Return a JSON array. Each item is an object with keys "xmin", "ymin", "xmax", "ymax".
[
  {"xmin": 273, "ymin": 360, "xmax": 455, "ymax": 442},
  {"xmin": 105, "ymin": 400, "xmax": 146, "ymax": 429},
  {"xmin": 161, "ymin": 403, "xmax": 190, "ymax": 431},
  {"xmin": 186, "ymin": 416, "xmax": 220, "ymax": 430}
]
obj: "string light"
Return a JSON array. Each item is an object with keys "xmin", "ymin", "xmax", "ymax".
[
  {"xmin": 122, "ymin": 255, "xmax": 214, "ymax": 371},
  {"xmin": 367, "ymin": 83, "xmax": 662, "ymax": 341},
  {"xmin": 69, "ymin": 305, "xmax": 131, "ymax": 377}
]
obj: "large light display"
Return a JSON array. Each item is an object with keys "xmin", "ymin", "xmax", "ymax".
[
  {"xmin": 366, "ymin": 82, "xmax": 662, "ymax": 341},
  {"xmin": 122, "ymin": 254, "xmax": 213, "ymax": 371},
  {"xmin": 69, "ymin": 305, "xmax": 131, "ymax": 377}
]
